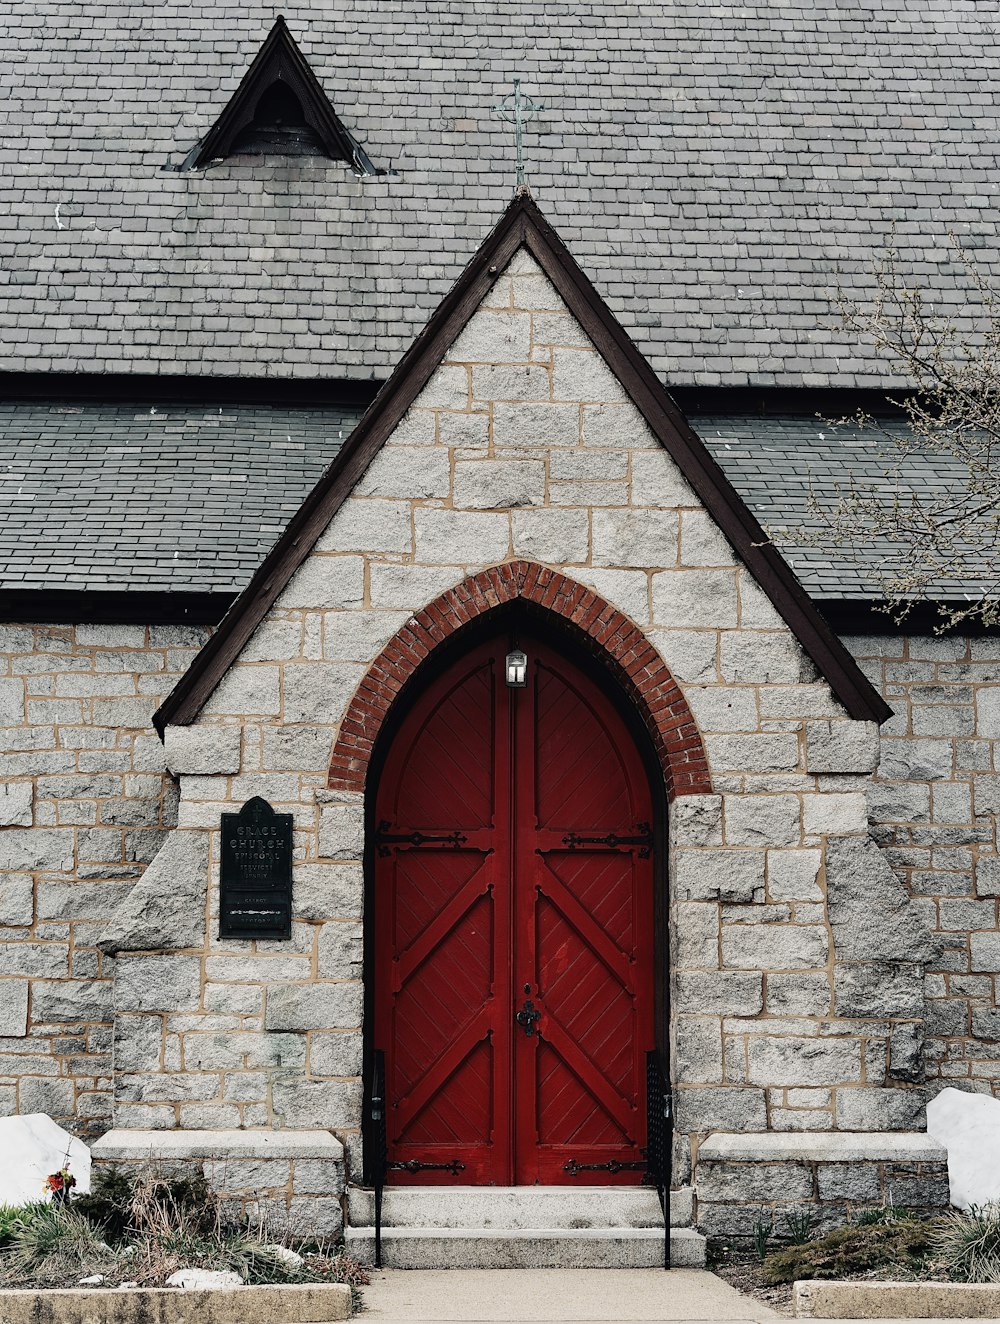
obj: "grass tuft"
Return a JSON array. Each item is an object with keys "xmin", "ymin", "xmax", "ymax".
[
  {"xmin": 932, "ymin": 1204, "xmax": 1000, "ymax": 1283},
  {"xmin": 0, "ymin": 1203, "xmax": 50, "ymax": 1248},
  {"xmin": 0, "ymin": 1204, "xmax": 116, "ymax": 1288}
]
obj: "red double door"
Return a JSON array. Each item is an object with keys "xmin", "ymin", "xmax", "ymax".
[{"xmin": 373, "ymin": 629, "xmax": 655, "ymax": 1185}]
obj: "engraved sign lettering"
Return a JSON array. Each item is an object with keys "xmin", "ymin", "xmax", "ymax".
[{"xmin": 220, "ymin": 797, "xmax": 293, "ymax": 940}]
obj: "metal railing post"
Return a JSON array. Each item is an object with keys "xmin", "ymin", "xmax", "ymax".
[
  {"xmin": 371, "ymin": 1049, "xmax": 387, "ymax": 1269},
  {"xmin": 646, "ymin": 1051, "xmax": 673, "ymax": 1270}
]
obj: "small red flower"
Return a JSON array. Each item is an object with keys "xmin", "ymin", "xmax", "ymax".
[{"xmin": 43, "ymin": 1168, "xmax": 77, "ymax": 1203}]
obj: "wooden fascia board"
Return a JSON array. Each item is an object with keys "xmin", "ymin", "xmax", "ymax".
[
  {"xmin": 273, "ymin": 21, "xmax": 359, "ymax": 162},
  {"xmin": 195, "ymin": 20, "xmax": 286, "ymax": 164},
  {"xmin": 155, "ymin": 192, "xmax": 890, "ymax": 733}
]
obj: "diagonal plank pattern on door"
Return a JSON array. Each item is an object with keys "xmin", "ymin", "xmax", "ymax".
[{"xmin": 375, "ymin": 628, "xmax": 655, "ymax": 1185}]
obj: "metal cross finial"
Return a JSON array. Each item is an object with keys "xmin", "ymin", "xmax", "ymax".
[{"xmin": 492, "ymin": 79, "xmax": 543, "ymax": 187}]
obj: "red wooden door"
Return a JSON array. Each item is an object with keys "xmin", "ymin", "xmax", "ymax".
[{"xmin": 374, "ymin": 630, "xmax": 655, "ymax": 1185}]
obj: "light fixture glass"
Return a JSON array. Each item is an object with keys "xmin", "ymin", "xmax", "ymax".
[{"xmin": 505, "ymin": 648, "xmax": 527, "ymax": 688}]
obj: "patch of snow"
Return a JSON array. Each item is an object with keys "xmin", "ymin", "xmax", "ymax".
[
  {"xmin": 78, "ymin": 1275, "xmax": 105, "ymax": 1285},
  {"xmin": 262, "ymin": 1244, "xmax": 303, "ymax": 1268},
  {"xmin": 166, "ymin": 1269, "xmax": 243, "ymax": 1290},
  {"xmin": 927, "ymin": 1086, "xmax": 1000, "ymax": 1209},
  {"xmin": 0, "ymin": 1114, "xmax": 90, "ymax": 1206}
]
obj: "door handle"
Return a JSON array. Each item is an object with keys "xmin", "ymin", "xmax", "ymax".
[{"xmin": 515, "ymin": 997, "xmax": 542, "ymax": 1036}]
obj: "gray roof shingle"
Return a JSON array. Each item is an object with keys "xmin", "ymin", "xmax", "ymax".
[
  {"xmin": 0, "ymin": 402, "xmax": 357, "ymax": 592},
  {"xmin": 0, "ymin": 400, "xmax": 982, "ymax": 600},
  {"xmin": 696, "ymin": 413, "xmax": 993, "ymax": 600},
  {"xmin": 1, "ymin": 2, "xmax": 999, "ymax": 386}
]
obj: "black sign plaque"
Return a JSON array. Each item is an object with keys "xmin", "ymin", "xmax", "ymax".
[{"xmin": 219, "ymin": 797, "xmax": 293, "ymax": 940}]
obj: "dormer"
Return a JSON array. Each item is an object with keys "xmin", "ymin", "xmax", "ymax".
[{"xmin": 184, "ymin": 17, "xmax": 377, "ymax": 173}]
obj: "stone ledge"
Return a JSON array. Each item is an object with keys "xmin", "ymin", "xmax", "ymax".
[
  {"xmin": 795, "ymin": 1279, "xmax": 1000, "ymax": 1319},
  {"xmin": 0, "ymin": 1283, "xmax": 351, "ymax": 1324},
  {"xmin": 698, "ymin": 1131, "xmax": 945, "ymax": 1163},
  {"xmin": 92, "ymin": 1129, "xmax": 343, "ymax": 1161}
]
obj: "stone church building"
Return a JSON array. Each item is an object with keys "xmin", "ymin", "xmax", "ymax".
[{"xmin": 1, "ymin": 1, "xmax": 998, "ymax": 1265}]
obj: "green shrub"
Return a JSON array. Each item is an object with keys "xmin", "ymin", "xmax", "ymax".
[
  {"xmin": 72, "ymin": 1168, "xmax": 133, "ymax": 1243},
  {"xmin": 128, "ymin": 1170, "xmax": 218, "ymax": 1240},
  {"xmin": 73, "ymin": 1167, "xmax": 217, "ymax": 1245},
  {"xmin": 762, "ymin": 1217, "xmax": 941, "ymax": 1285}
]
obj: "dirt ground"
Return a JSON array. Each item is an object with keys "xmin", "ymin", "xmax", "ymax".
[{"xmin": 711, "ymin": 1253, "xmax": 794, "ymax": 1316}]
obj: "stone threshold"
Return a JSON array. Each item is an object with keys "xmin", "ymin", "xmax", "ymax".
[
  {"xmin": 699, "ymin": 1131, "xmax": 945, "ymax": 1163},
  {"xmin": 347, "ymin": 1182, "xmax": 693, "ymax": 1228},
  {"xmin": 795, "ymin": 1279, "xmax": 1000, "ymax": 1318},
  {"xmin": 91, "ymin": 1129, "xmax": 343, "ymax": 1161}
]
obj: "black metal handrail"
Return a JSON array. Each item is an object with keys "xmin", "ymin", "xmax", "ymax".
[
  {"xmin": 371, "ymin": 1048, "xmax": 388, "ymax": 1268},
  {"xmin": 646, "ymin": 1049, "xmax": 673, "ymax": 1269}
]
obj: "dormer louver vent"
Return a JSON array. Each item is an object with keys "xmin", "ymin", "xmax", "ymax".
[{"xmin": 184, "ymin": 16, "xmax": 377, "ymax": 173}]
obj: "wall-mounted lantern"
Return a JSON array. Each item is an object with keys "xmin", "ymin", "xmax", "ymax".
[{"xmin": 505, "ymin": 649, "xmax": 527, "ymax": 688}]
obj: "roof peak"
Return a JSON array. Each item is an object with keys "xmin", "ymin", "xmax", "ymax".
[{"xmin": 155, "ymin": 193, "xmax": 889, "ymax": 732}]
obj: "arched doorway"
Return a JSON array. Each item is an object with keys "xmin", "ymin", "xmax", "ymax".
[{"xmin": 370, "ymin": 619, "xmax": 659, "ymax": 1186}]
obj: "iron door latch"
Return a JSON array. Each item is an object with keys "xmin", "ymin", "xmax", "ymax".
[{"xmin": 515, "ymin": 997, "xmax": 542, "ymax": 1036}]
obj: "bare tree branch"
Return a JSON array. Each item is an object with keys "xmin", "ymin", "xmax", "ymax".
[{"xmin": 773, "ymin": 233, "xmax": 1000, "ymax": 631}]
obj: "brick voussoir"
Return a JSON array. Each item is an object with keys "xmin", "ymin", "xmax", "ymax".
[{"xmin": 328, "ymin": 562, "xmax": 711, "ymax": 801}]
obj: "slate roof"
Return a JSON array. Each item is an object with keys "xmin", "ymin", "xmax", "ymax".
[
  {"xmin": 0, "ymin": 401, "xmax": 358, "ymax": 591},
  {"xmin": 0, "ymin": 399, "xmax": 976, "ymax": 602},
  {"xmin": 694, "ymin": 412, "xmax": 990, "ymax": 600},
  {"xmin": 2, "ymin": 2, "xmax": 999, "ymax": 387}
]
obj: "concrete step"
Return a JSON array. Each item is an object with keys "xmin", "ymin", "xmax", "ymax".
[
  {"xmin": 347, "ymin": 1184, "xmax": 694, "ymax": 1230},
  {"xmin": 345, "ymin": 1225, "xmax": 706, "ymax": 1269}
]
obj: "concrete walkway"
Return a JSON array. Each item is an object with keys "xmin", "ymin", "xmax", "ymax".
[
  {"xmin": 361, "ymin": 1268, "xmax": 974, "ymax": 1324},
  {"xmin": 360, "ymin": 1268, "xmax": 779, "ymax": 1321}
]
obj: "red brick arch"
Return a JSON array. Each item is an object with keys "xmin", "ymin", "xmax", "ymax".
[{"xmin": 328, "ymin": 561, "xmax": 711, "ymax": 800}]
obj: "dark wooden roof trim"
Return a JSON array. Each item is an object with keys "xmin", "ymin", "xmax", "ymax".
[
  {"xmin": 671, "ymin": 385, "xmax": 913, "ymax": 419},
  {"xmin": 0, "ymin": 590, "xmax": 234, "ymax": 627},
  {"xmin": 819, "ymin": 600, "xmax": 1000, "ymax": 637},
  {"xmin": 154, "ymin": 191, "xmax": 891, "ymax": 734},
  {"xmin": 186, "ymin": 16, "xmax": 376, "ymax": 173},
  {"xmin": 0, "ymin": 370, "xmax": 379, "ymax": 408}
]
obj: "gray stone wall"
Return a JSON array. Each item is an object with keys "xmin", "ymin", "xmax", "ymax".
[
  {"xmin": 0, "ymin": 622, "xmax": 209, "ymax": 1133},
  {"xmin": 2, "ymin": 251, "xmax": 999, "ymax": 1170},
  {"xmin": 694, "ymin": 1133, "xmax": 949, "ymax": 1239},
  {"xmin": 847, "ymin": 634, "xmax": 1000, "ymax": 1095}
]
